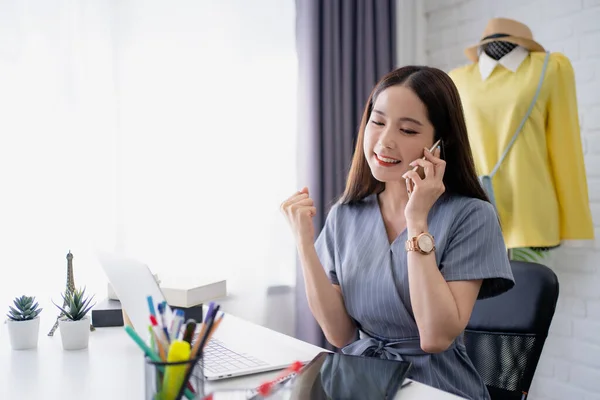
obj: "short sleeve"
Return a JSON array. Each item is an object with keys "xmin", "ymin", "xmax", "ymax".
[
  {"xmin": 439, "ymin": 200, "xmax": 515, "ymax": 299},
  {"xmin": 314, "ymin": 204, "xmax": 340, "ymax": 285}
]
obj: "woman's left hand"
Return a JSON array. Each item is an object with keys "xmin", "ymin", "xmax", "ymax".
[{"xmin": 402, "ymin": 146, "xmax": 446, "ymax": 224}]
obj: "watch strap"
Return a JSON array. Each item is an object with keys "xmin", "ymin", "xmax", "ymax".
[{"xmin": 405, "ymin": 233, "xmax": 435, "ymax": 254}]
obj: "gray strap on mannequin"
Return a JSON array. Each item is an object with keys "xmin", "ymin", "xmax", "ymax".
[{"xmin": 487, "ymin": 50, "xmax": 550, "ymax": 181}]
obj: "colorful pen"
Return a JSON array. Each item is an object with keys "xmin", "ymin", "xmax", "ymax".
[
  {"xmin": 150, "ymin": 315, "xmax": 169, "ymax": 345},
  {"xmin": 192, "ymin": 312, "xmax": 224, "ymax": 358},
  {"xmin": 175, "ymin": 353, "xmax": 203, "ymax": 400},
  {"xmin": 125, "ymin": 325, "xmax": 161, "ymax": 363},
  {"xmin": 147, "ymin": 295, "xmax": 157, "ymax": 318},
  {"xmin": 203, "ymin": 313, "xmax": 223, "ymax": 348},
  {"xmin": 169, "ymin": 309, "xmax": 185, "ymax": 341},
  {"xmin": 157, "ymin": 302, "xmax": 170, "ymax": 342},
  {"xmin": 194, "ymin": 305, "xmax": 219, "ymax": 352},
  {"xmin": 149, "ymin": 325, "xmax": 156, "ymax": 352},
  {"xmin": 150, "ymin": 326, "xmax": 167, "ymax": 360},
  {"xmin": 124, "ymin": 326, "xmax": 195, "ymax": 400},
  {"xmin": 196, "ymin": 306, "xmax": 219, "ymax": 356},
  {"xmin": 191, "ymin": 314, "xmax": 213, "ymax": 361},
  {"xmin": 205, "ymin": 302, "xmax": 215, "ymax": 323},
  {"xmin": 151, "ymin": 328, "xmax": 168, "ymax": 360}
]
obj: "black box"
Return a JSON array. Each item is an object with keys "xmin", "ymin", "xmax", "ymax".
[
  {"xmin": 171, "ymin": 304, "xmax": 204, "ymax": 323},
  {"xmin": 91, "ymin": 298, "xmax": 124, "ymax": 327},
  {"xmin": 91, "ymin": 298, "xmax": 204, "ymax": 327}
]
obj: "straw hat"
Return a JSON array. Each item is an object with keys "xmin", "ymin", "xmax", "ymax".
[{"xmin": 464, "ymin": 18, "xmax": 545, "ymax": 62}]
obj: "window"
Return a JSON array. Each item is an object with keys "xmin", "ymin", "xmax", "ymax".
[{"xmin": 0, "ymin": 0, "xmax": 298, "ymax": 326}]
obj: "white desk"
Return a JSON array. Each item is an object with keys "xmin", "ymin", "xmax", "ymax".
[{"xmin": 0, "ymin": 312, "xmax": 463, "ymax": 399}]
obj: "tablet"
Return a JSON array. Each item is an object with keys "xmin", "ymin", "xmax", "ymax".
[
  {"xmin": 283, "ymin": 351, "xmax": 412, "ymax": 400},
  {"xmin": 209, "ymin": 352, "xmax": 412, "ymax": 399}
]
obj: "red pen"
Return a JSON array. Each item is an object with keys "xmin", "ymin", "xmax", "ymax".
[
  {"xmin": 255, "ymin": 361, "xmax": 303, "ymax": 398},
  {"xmin": 149, "ymin": 315, "xmax": 169, "ymax": 348}
]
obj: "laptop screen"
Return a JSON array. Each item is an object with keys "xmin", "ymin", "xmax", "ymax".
[{"xmin": 97, "ymin": 251, "xmax": 172, "ymax": 334}]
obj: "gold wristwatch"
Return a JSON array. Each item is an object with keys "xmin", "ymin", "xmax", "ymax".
[{"xmin": 405, "ymin": 232, "xmax": 435, "ymax": 255}]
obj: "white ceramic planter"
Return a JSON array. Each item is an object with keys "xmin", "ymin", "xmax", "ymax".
[
  {"xmin": 7, "ymin": 317, "xmax": 40, "ymax": 350},
  {"xmin": 58, "ymin": 316, "xmax": 90, "ymax": 350}
]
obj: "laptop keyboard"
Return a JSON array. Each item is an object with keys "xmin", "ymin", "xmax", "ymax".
[{"xmin": 203, "ymin": 338, "xmax": 268, "ymax": 375}]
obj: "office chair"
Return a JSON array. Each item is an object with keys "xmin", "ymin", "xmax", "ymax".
[{"xmin": 463, "ymin": 260, "xmax": 559, "ymax": 400}]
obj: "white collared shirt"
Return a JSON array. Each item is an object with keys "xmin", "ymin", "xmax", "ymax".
[{"xmin": 478, "ymin": 45, "xmax": 529, "ymax": 80}]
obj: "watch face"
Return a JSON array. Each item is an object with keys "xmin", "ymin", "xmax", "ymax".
[{"xmin": 418, "ymin": 234, "xmax": 434, "ymax": 252}]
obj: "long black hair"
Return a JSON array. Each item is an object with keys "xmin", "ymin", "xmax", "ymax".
[{"xmin": 340, "ymin": 66, "xmax": 488, "ymax": 204}]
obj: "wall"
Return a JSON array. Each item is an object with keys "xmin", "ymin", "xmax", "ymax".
[{"xmin": 412, "ymin": 0, "xmax": 600, "ymax": 398}]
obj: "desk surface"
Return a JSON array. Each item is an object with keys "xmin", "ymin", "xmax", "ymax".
[{"xmin": 0, "ymin": 312, "xmax": 463, "ymax": 399}]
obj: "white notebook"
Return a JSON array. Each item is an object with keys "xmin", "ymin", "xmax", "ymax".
[{"xmin": 159, "ymin": 277, "xmax": 227, "ymax": 308}]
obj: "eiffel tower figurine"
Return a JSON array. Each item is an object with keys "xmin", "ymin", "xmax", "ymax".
[{"xmin": 48, "ymin": 250, "xmax": 95, "ymax": 336}]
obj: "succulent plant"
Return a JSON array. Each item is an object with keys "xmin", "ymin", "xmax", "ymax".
[
  {"xmin": 7, "ymin": 295, "xmax": 43, "ymax": 321},
  {"xmin": 53, "ymin": 287, "xmax": 96, "ymax": 321}
]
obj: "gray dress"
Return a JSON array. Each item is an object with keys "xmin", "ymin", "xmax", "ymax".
[{"xmin": 314, "ymin": 193, "xmax": 515, "ymax": 400}]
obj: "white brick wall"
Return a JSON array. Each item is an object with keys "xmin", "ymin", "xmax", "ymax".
[{"xmin": 418, "ymin": 0, "xmax": 600, "ymax": 398}]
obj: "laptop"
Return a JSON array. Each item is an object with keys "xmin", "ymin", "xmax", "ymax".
[{"xmin": 97, "ymin": 251, "xmax": 314, "ymax": 380}]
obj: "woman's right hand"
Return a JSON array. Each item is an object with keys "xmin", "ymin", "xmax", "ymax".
[{"xmin": 280, "ymin": 187, "xmax": 317, "ymax": 247}]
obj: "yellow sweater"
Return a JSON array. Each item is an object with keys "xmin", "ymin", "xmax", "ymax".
[{"xmin": 449, "ymin": 52, "xmax": 594, "ymax": 249}]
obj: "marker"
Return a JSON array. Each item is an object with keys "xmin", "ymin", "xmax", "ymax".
[
  {"xmin": 182, "ymin": 319, "xmax": 197, "ymax": 344},
  {"xmin": 163, "ymin": 340, "xmax": 192, "ymax": 400}
]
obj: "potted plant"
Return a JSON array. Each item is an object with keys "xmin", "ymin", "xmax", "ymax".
[
  {"xmin": 6, "ymin": 295, "xmax": 43, "ymax": 350},
  {"xmin": 53, "ymin": 287, "xmax": 95, "ymax": 350}
]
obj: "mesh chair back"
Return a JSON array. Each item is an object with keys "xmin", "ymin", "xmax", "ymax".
[{"xmin": 464, "ymin": 261, "xmax": 559, "ymax": 399}]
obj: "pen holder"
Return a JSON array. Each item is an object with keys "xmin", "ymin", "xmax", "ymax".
[{"xmin": 145, "ymin": 355, "xmax": 205, "ymax": 400}]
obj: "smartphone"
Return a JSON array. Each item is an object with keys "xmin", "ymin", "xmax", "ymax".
[
  {"xmin": 414, "ymin": 139, "xmax": 441, "ymax": 179},
  {"xmin": 407, "ymin": 139, "xmax": 441, "ymax": 195}
]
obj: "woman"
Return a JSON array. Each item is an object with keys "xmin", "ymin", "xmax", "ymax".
[{"xmin": 281, "ymin": 66, "xmax": 515, "ymax": 399}]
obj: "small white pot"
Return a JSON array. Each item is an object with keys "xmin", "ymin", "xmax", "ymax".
[
  {"xmin": 7, "ymin": 317, "xmax": 40, "ymax": 350},
  {"xmin": 58, "ymin": 316, "xmax": 90, "ymax": 350}
]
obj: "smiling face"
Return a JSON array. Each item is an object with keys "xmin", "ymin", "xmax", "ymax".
[
  {"xmin": 342, "ymin": 66, "xmax": 489, "ymax": 205},
  {"xmin": 363, "ymin": 84, "xmax": 436, "ymax": 183}
]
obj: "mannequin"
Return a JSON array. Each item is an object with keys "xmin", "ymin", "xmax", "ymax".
[{"xmin": 449, "ymin": 18, "xmax": 594, "ymax": 251}]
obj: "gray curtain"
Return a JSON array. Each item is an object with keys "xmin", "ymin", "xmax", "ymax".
[{"xmin": 295, "ymin": 0, "xmax": 397, "ymax": 347}]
